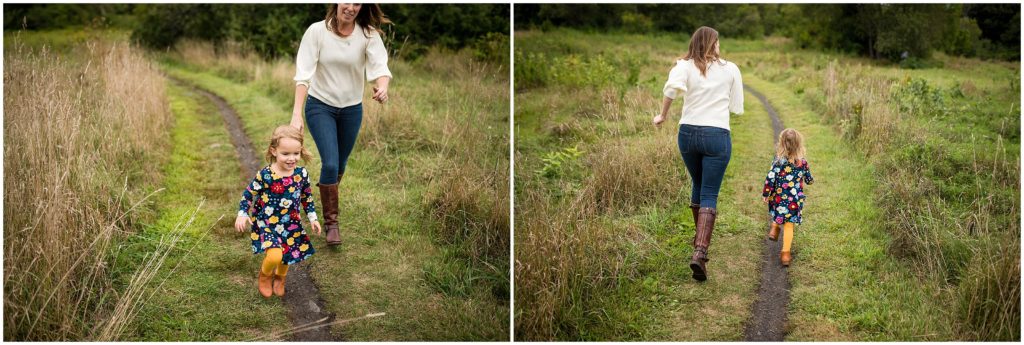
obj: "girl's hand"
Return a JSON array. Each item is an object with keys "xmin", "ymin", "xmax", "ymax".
[
  {"xmin": 763, "ymin": 196, "xmax": 769, "ymax": 203},
  {"xmin": 652, "ymin": 114, "xmax": 666, "ymax": 126},
  {"xmin": 311, "ymin": 221, "xmax": 322, "ymax": 235},
  {"xmin": 234, "ymin": 216, "xmax": 252, "ymax": 233},
  {"xmin": 372, "ymin": 86, "xmax": 389, "ymax": 104}
]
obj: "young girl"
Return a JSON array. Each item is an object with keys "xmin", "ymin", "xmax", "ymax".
[
  {"xmin": 761, "ymin": 128, "xmax": 814, "ymax": 266},
  {"xmin": 235, "ymin": 125, "xmax": 322, "ymax": 298}
]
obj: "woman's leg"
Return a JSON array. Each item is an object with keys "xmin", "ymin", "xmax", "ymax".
[
  {"xmin": 334, "ymin": 103, "xmax": 363, "ymax": 179},
  {"xmin": 677, "ymin": 125, "xmax": 703, "ymax": 207},
  {"xmin": 306, "ymin": 97, "xmax": 343, "ymax": 244},
  {"xmin": 697, "ymin": 128, "xmax": 732, "ymax": 209},
  {"xmin": 305, "ymin": 97, "xmax": 342, "ymax": 185}
]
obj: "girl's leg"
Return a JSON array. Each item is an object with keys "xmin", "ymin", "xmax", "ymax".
[
  {"xmin": 258, "ymin": 248, "xmax": 283, "ymax": 297},
  {"xmin": 272, "ymin": 263, "xmax": 289, "ymax": 296},
  {"xmin": 334, "ymin": 103, "xmax": 363, "ymax": 179},
  {"xmin": 781, "ymin": 222, "xmax": 795, "ymax": 266},
  {"xmin": 782, "ymin": 222, "xmax": 794, "ymax": 253},
  {"xmin": 305, "ymin": 97, "xmax": 342, "ymax": 185}
]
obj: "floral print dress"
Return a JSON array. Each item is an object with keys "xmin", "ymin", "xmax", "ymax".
[
  {"xmin": 238, "ymin": 165, "xmax": 318, "ymax": 264},
  {"xmin": 761, "ymin": 157, "xmax": 815, "ymax": 225}
]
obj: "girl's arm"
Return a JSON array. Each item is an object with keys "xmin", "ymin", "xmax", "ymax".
[
  {"xmin": 299, "ymin": 169, "xmax": 320, "ymax": 234},
  {"xmin": 300, "ymin": 170, "xmax": 318, "ymax": 222},
  {"xmin": 762, "ymin": 160, "xmax": 777, "ymax": 199},
  {"xmin": 804, "ymin": 160, "xmax": 814, "ymax": 185},
  {"xmin": 234, "ymin": 176, "xmax": 260, "ymax": 232}
]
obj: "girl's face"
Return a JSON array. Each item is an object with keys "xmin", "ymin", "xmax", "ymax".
[
  {"xmin": 337, "ymin": 3, "xmax": 362, "ymax": 25},
  {"xmin": 272, "ymin": 137, "xmax": 302, "ymax": 171}
]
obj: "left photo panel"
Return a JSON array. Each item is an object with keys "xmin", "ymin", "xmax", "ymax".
[{"xmin": 3, "ymin": 3, "xmax": 510, "ymax": 341}]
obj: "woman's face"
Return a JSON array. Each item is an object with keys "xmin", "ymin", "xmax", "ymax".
[{"xmin": 337, "ymin": 3, "xmax": 362, "ymax": 25}]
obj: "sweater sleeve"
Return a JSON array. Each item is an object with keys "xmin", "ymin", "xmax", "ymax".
[
  {"xmin": 365, "ymin": 30, "xmax": 392, "ymax": 83},
  {"xmin": 662, "ymin": 61, "xmax": 688, "ymax": 99},
  {"xmin": 294, "ymin": 23, "xmax": 321, "ymax": 88},
  {"xmin": 729, "ymin": 63, "xmax": 744, "ymax": 115}
]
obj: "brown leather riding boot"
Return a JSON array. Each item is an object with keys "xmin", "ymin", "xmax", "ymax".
[
  {"xmin": 318, "ymin": 182, "xmax": 341, "ymax": 245},
  {"xmin": 690, "ymin": 207, "xmax": 717, "ymax": 281}
]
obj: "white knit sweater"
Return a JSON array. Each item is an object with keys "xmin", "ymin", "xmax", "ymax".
[
  {"xmin": 294, "ymin": 21, "xmax": 392, "ymax": 108},
  {"xmin": 662, "ymin": 58, "xmax": 744, "ymax": 130}
]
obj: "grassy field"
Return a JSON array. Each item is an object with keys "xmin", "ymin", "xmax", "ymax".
[
  {"xmin": 514, "ymin": 29, "xmax": 1019, "ymax": 341},
  {"xmin": 3, "ymin": 29, "xmax": 172, "ymax": 340},
  {"xmin": 4, "ymin": 30, "xmax": 510, "ymax": 340},
  {"xmin": 153, "ymin": 40, "xmax": 510, "ymax": 340}
]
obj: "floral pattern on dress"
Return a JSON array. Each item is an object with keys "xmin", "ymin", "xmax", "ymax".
[
  {"xmin": 239, "ymin": 166, "xmax": 317, "ymax": 264},
  {"xmin": 761, "ymin": 157, "xmax": 815, "ymax": 224}
]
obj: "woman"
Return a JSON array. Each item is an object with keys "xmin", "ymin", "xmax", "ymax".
[
  {"xmin": 291, "ymin": 3, "xmax": 392, "ymax": 246},
  {"xmin": 653, "ymin": 26, "xmax": 744, "ymax": 281}
]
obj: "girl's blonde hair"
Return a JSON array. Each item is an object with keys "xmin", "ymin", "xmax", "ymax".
[
  {"xmin": 679, "ymin": 26, "xmax": 724, "ymax": 77},
  {"xmin": 266, "ymin": 125, "xmax": 313, "ymax": 163},
  {"xmin": 776, "ymin": 128, "xmax": 806, "ymax": 164}
]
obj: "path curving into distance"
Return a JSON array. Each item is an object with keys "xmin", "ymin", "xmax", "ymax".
[
  {"xmin": 742, "ymin": 85, "xmax": 790, "ymax": 341},
  {"xmin": 170, "ymin": 77, "xmax": 341, "ymax": 341}
]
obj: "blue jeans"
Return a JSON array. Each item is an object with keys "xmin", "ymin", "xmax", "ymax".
[
  {"xmin": 677, "ymin": 124, "xmax": 732, "ymax": 209},
  {"xmin": 305, "ymin": 96, "xmax": 362, "ymax": 185}
]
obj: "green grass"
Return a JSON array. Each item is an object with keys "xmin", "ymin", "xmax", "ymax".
[
  {"xmin": 514, "ymin": 28, "xmax": 1019, "ymax": 341},
  {"xmin": 116, "ymin": 82, "xmax": 287, "ymax": 340},
  {"xmin": 154, "ymin": 52, "xmax": 509, "ymax": 340}
]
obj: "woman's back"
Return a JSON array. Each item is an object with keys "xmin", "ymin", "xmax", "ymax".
[{"xmin": 663, "ymin": 58, "xmax": 744, "ymax": 130}]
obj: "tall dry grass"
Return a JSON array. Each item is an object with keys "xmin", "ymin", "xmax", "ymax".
[
  {"xmin": 3, "ymin": 36, "xmax": 172, "ymax": 340},
  {"xmin": 817, "ymin": 60, "xmax": 1020, "ymax": 340}
]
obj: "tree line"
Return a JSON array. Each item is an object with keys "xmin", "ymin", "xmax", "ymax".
[
  {"xmin": 515, "ymin": 4, "xmax": 1020, "ymax": 62},
  {"xmin": 4, "ymin": 4, "xmax": 510, "ymax": 60}
]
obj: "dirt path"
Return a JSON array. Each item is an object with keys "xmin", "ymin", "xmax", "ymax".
[
  {"xmin": 741, "ymin": 85, "xmax": 790, "ymax": 341},
  {"xmin": 173, "ymin": 78, "xmax": 341, "ymax": 341}
]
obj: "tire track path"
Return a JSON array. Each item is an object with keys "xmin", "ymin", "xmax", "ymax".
[
  {"xmin": 742, "ymin": 85, "xmax": 789, "ymax": 341},
  {"xmin": 171, "ymin": 77, "xmax": 340, "ymax": 341}
]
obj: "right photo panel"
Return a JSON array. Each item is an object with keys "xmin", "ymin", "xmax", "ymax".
[{"xmin": 513, "ymin": 3, "xmax": 1020, "ymax": 341}]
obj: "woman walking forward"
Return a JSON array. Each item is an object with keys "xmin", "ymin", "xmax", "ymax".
[
  {"xmin": 291, "ymin": 3, "xmax": 392, "ymax": 246},
  {"xmin": 654, "ymin": 26, "xmax": 744, "ymax": 281}
]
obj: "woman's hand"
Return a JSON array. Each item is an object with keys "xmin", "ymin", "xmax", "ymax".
[
  {"xmin": 234, "ymin": 216, "xmax": 252, "ymax": 233},
  {"xmin": 290, "ymin": 113, "xmax": 304, "ymax": 132},
  {"xmin": 311, "ymin": 221, "xmax": 322, "ymax": 235},
  {"xmin": 653, "ymin": 114, "xmax": 666, "ymax": 126},
  {"xmin": 372, "ymin": 86, "xmax": 389, "ymax": 104},
  {"xmin": 372, "ymin": 77, "xmax": 390, "ymax": 104}
]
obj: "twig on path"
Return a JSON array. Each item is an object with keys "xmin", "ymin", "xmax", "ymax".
[{"xmin": 247, "ymin": 312, "xmax": 387, "ymax": 341}]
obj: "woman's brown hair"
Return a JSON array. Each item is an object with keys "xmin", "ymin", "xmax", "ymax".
[
  {"xmin": 266, "ymin": 125, "xmax": 314, "ymax": 164},
  {"xmin": 325, "ymin": 4, "xmax": 392, "ymax": 38},
  {"xmin": 775, "ymin": 128, "xmax": 806, "ymax": 164},
  {"xmin": 680, "ymin": 26, "xmax": 723, "ymax": 77}
]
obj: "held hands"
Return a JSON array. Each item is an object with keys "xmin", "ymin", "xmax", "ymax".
[
  {"xmin": 311, "ymin": 221, "xmax": 322, "ymax": 235},
  {"xmin": 234, "ymin": 216, "xmax": 252, "ymax": 233}
]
